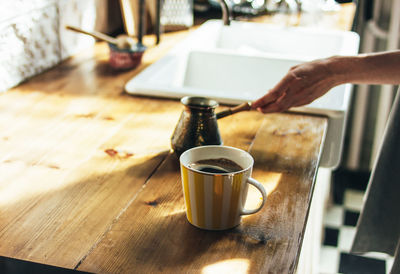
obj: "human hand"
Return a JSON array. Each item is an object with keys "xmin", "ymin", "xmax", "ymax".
[{"xmin": 251, "ymin": 58, "xmax": 340, "ymax": 113}]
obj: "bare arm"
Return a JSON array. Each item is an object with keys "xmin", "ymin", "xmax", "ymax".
[{"xmin": 252, "ymin": 50, "xmax": 400, "ymax": 113}]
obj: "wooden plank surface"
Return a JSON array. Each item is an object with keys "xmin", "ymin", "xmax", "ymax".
[
  {"xmin": 0, "ymin": 92, "xmax": 181, "ymax": 268},
  {"xmin": 0, "ymin": 30, "xmax": 195, "ymax": 267},
  {"xmin": 77, "ymin": 113, "xmax": 327, "ymax": 274}
]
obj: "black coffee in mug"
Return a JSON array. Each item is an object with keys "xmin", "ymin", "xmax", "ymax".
[{"xmin": 189, "ymin": 158, "xmax": 243, "ymax": 174}]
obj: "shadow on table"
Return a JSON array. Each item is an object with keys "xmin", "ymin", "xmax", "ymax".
[{"xmin": 126, "ymin": 208, "xmax": 273, "ymax": 273}]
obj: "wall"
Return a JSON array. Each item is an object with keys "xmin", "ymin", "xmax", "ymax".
[{"xmin": 0, "ymin": 0, "xmax": 121, "ymax": 92}]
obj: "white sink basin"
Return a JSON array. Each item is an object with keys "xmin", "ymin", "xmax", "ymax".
[
  {"xmin": 172, "ymin": 20, "xmax": 359, "ymax": 59},
  {"xmin": 125, "ymin": 20, "xmax": 360, "ymax": 168}
]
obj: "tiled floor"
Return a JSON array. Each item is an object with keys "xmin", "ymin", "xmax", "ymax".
[{"xmin": 319, "ymin": 169, "xmax": 394, "ymax": 274}]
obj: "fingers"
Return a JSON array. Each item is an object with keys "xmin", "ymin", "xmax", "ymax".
[
  {"xmin": 256, "ymin": 91, "xmax": 295, "ymax": 113},
  {"xmin": 251, "ymin": 71, "xmax": 297, "ymax": 110},
  {"xmin": 257, "ymin": 87, "xmax": 324, "ymax": 113},
  {"xmin": 252, "ymin": 58, "xmax": 337, "ymax": 114},
  {"xmin": 253, "ymin": 70, "xmax": 303, "ymax": 113},
  {"xmin": 251, "ymin": 90, "xmax": 281, "ymax": 110}
]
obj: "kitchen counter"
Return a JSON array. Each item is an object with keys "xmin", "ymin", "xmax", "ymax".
[{"xmin": 0, "ymin": 4, "xmax": 356, "ymax": 273}]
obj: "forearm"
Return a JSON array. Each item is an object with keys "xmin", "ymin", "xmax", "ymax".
[
  {"xmin": 252, "ymin": 50, "xmax": 400, "ymax": 113},
  {"xmin": 327, "ymin": 50, "xmax": 400, "ymax": 86}
]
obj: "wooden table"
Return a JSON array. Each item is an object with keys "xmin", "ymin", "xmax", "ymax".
[{"xmin": 0, "ymin": 4, "xmax": 357, "ymax": 273}]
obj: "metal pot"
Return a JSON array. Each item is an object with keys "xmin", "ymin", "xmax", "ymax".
[{"xmin": 171, "ymin": 96, "xmax": 251, "ymax": 157}]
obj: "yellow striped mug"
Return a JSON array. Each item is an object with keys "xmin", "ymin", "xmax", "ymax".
[{"xmin": 179, "ymin": 145, "xmax": 267, "ymax": 230}]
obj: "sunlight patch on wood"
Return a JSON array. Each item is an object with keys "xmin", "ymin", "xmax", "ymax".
[
  {"xmin": 202, "ymin": 258, "xmax": 250, "ymax": 274},
  {"xmin": 244, "ymin": 172, "xmax": 282, "ymax": 213}
]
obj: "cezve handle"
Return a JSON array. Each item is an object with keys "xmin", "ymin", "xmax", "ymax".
[{"xmin": 216, "ymin": 102, "xmax": 252, "ymax": 119}]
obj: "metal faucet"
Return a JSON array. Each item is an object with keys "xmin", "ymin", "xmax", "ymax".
[{"xmin": 217, "ymin": 0, "xmax": 232, "ymax": 26}]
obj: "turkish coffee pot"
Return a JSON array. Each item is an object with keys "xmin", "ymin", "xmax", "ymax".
[{"xmin": 171, "ymin": 96, "xmax": 252, "ymax": 156}]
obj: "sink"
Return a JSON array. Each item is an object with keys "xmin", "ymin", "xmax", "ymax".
[
  {"xmin": 129, "ymin": 49, "xmax": 347, "ymax": 110},
  {"xmin": 125, "ymin": 20, "xmax": 360, "ymax": 168},
  {"xmin": 169, "ymin": 20, "xmax": 359, "ymax": 59}
]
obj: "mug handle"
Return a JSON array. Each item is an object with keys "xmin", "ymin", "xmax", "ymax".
[{"xmin": 240, "ymin": 177, "xmax": 267, "ymax": 215}]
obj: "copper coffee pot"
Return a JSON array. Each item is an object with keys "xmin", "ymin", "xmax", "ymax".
[{"xmin": 171, "ymin": 96, "xmax": 252, "ymax": 157}]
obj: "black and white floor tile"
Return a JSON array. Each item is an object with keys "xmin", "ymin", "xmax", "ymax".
[{"xmin": 319, "ymin": 169, "xmax": 394, "ymax": 274}]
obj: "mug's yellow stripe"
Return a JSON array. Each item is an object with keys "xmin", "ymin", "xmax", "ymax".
[
  {"xmin": 212, "ymin": 175, "xmax": 224, "ymax": 229},
  {"xmin": 228, "ymin": 173, "xmax": 243, "ymax": 227},
  {"xmin": 194, "ymin": 172, "xmax": 205, "ymax": 228},
  {"xmin": 181, "ymin": 165, "xmax": 192, "ymax": 223}
]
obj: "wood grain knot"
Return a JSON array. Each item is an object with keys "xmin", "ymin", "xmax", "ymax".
[
  {"xmin": 75, "ymin": 113, "xmax": 96, "ymax": 119},
  {"xmin": 104, "ymin": 149, "xmax": 134, "ymax": 158},
  {"xmin": 102, "ymin": 116, "xmax": 115, "ymax": 121},
  {"xmin": 145, "ymin": 199, "xmax": 159, "ymax": 207},
  {"xmin": 236, "ymin": 230, "xmax": 270, "ymax": 246},
  {"xmin": 272, "ymin": 128, "xmax": 303, "ymax": 136}
]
